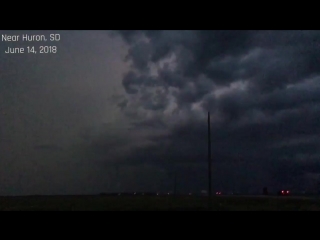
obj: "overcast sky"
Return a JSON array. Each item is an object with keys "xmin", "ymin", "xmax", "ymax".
[{"xmin": 1, "ymin": 30, "xmax": 320, "ymax": 195}]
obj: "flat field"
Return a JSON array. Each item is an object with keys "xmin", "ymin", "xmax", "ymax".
[{"xmin": 0, "ymin": 195, "xmax": 319, "ymax": 211}]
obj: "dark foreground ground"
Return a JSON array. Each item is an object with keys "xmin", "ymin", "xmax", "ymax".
[{"xmin": 1, "ymin": 195, "xmax": 320, "ymax": 211}]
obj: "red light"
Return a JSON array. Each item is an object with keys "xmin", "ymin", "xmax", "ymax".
[
  {"xmin": 281, "ymin": 190, "xmax": 284, "ymax": 193},
  {"xmin": 287, "ymin": 191, "xmax": 289, "ymax": 193}
]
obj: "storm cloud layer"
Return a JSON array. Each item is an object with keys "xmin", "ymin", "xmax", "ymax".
[
  {"xmin": 1, "ymin": 30, "xmax": 320, "ymax": 195},
  {"xmin": 112, "ymin": 30, "xmax": 320, "ymax": 193}
]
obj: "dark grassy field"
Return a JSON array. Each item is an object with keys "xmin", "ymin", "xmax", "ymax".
[{"xmin": 1, "ymin": 195, "xmax": 320, "ymax": 211}]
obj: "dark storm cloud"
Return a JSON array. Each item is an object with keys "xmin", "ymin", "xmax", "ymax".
[
  {"xmin": 0, "ymin": 30, "xmax": 132, "ymax": 195},
  {"xmin": 34, "ymin": 145, "xmax": 62, "ymax": 151},
  {"xmin": 118, "ymin": 30, "xmax": 320, "ymax": 92},
  {"xmin": 122, "ymin": 71, "xmax": 163, "ymax": 94},
  {"xmin": 2, "ymin": 30, "xmax": 320, "ymax": 195},
  {"xmin": 111, "ymin": 30, "xmax": 320, "ymax": 192}
]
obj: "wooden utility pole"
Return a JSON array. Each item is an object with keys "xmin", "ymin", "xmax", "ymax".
[{"xmin": 208, "ymin": 111, "xmax": 212, "ymax": 209}]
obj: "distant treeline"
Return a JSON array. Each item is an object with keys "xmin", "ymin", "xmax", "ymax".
[
  {"xmin": 99, "ymin": 192, "xmax": 157, "ymax": 196},
  {"xmin": 99, "ymin": 192, "xmax": 194, "ymax": 196}
]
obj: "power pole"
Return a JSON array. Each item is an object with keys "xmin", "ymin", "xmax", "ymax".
[
  {"xmin": 208, "ymin": 111, "xmax": 212, "ymax": 209},
  {"xmin": 174, "ymin": 171, "xmax": 177, "ymax": 196}
]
